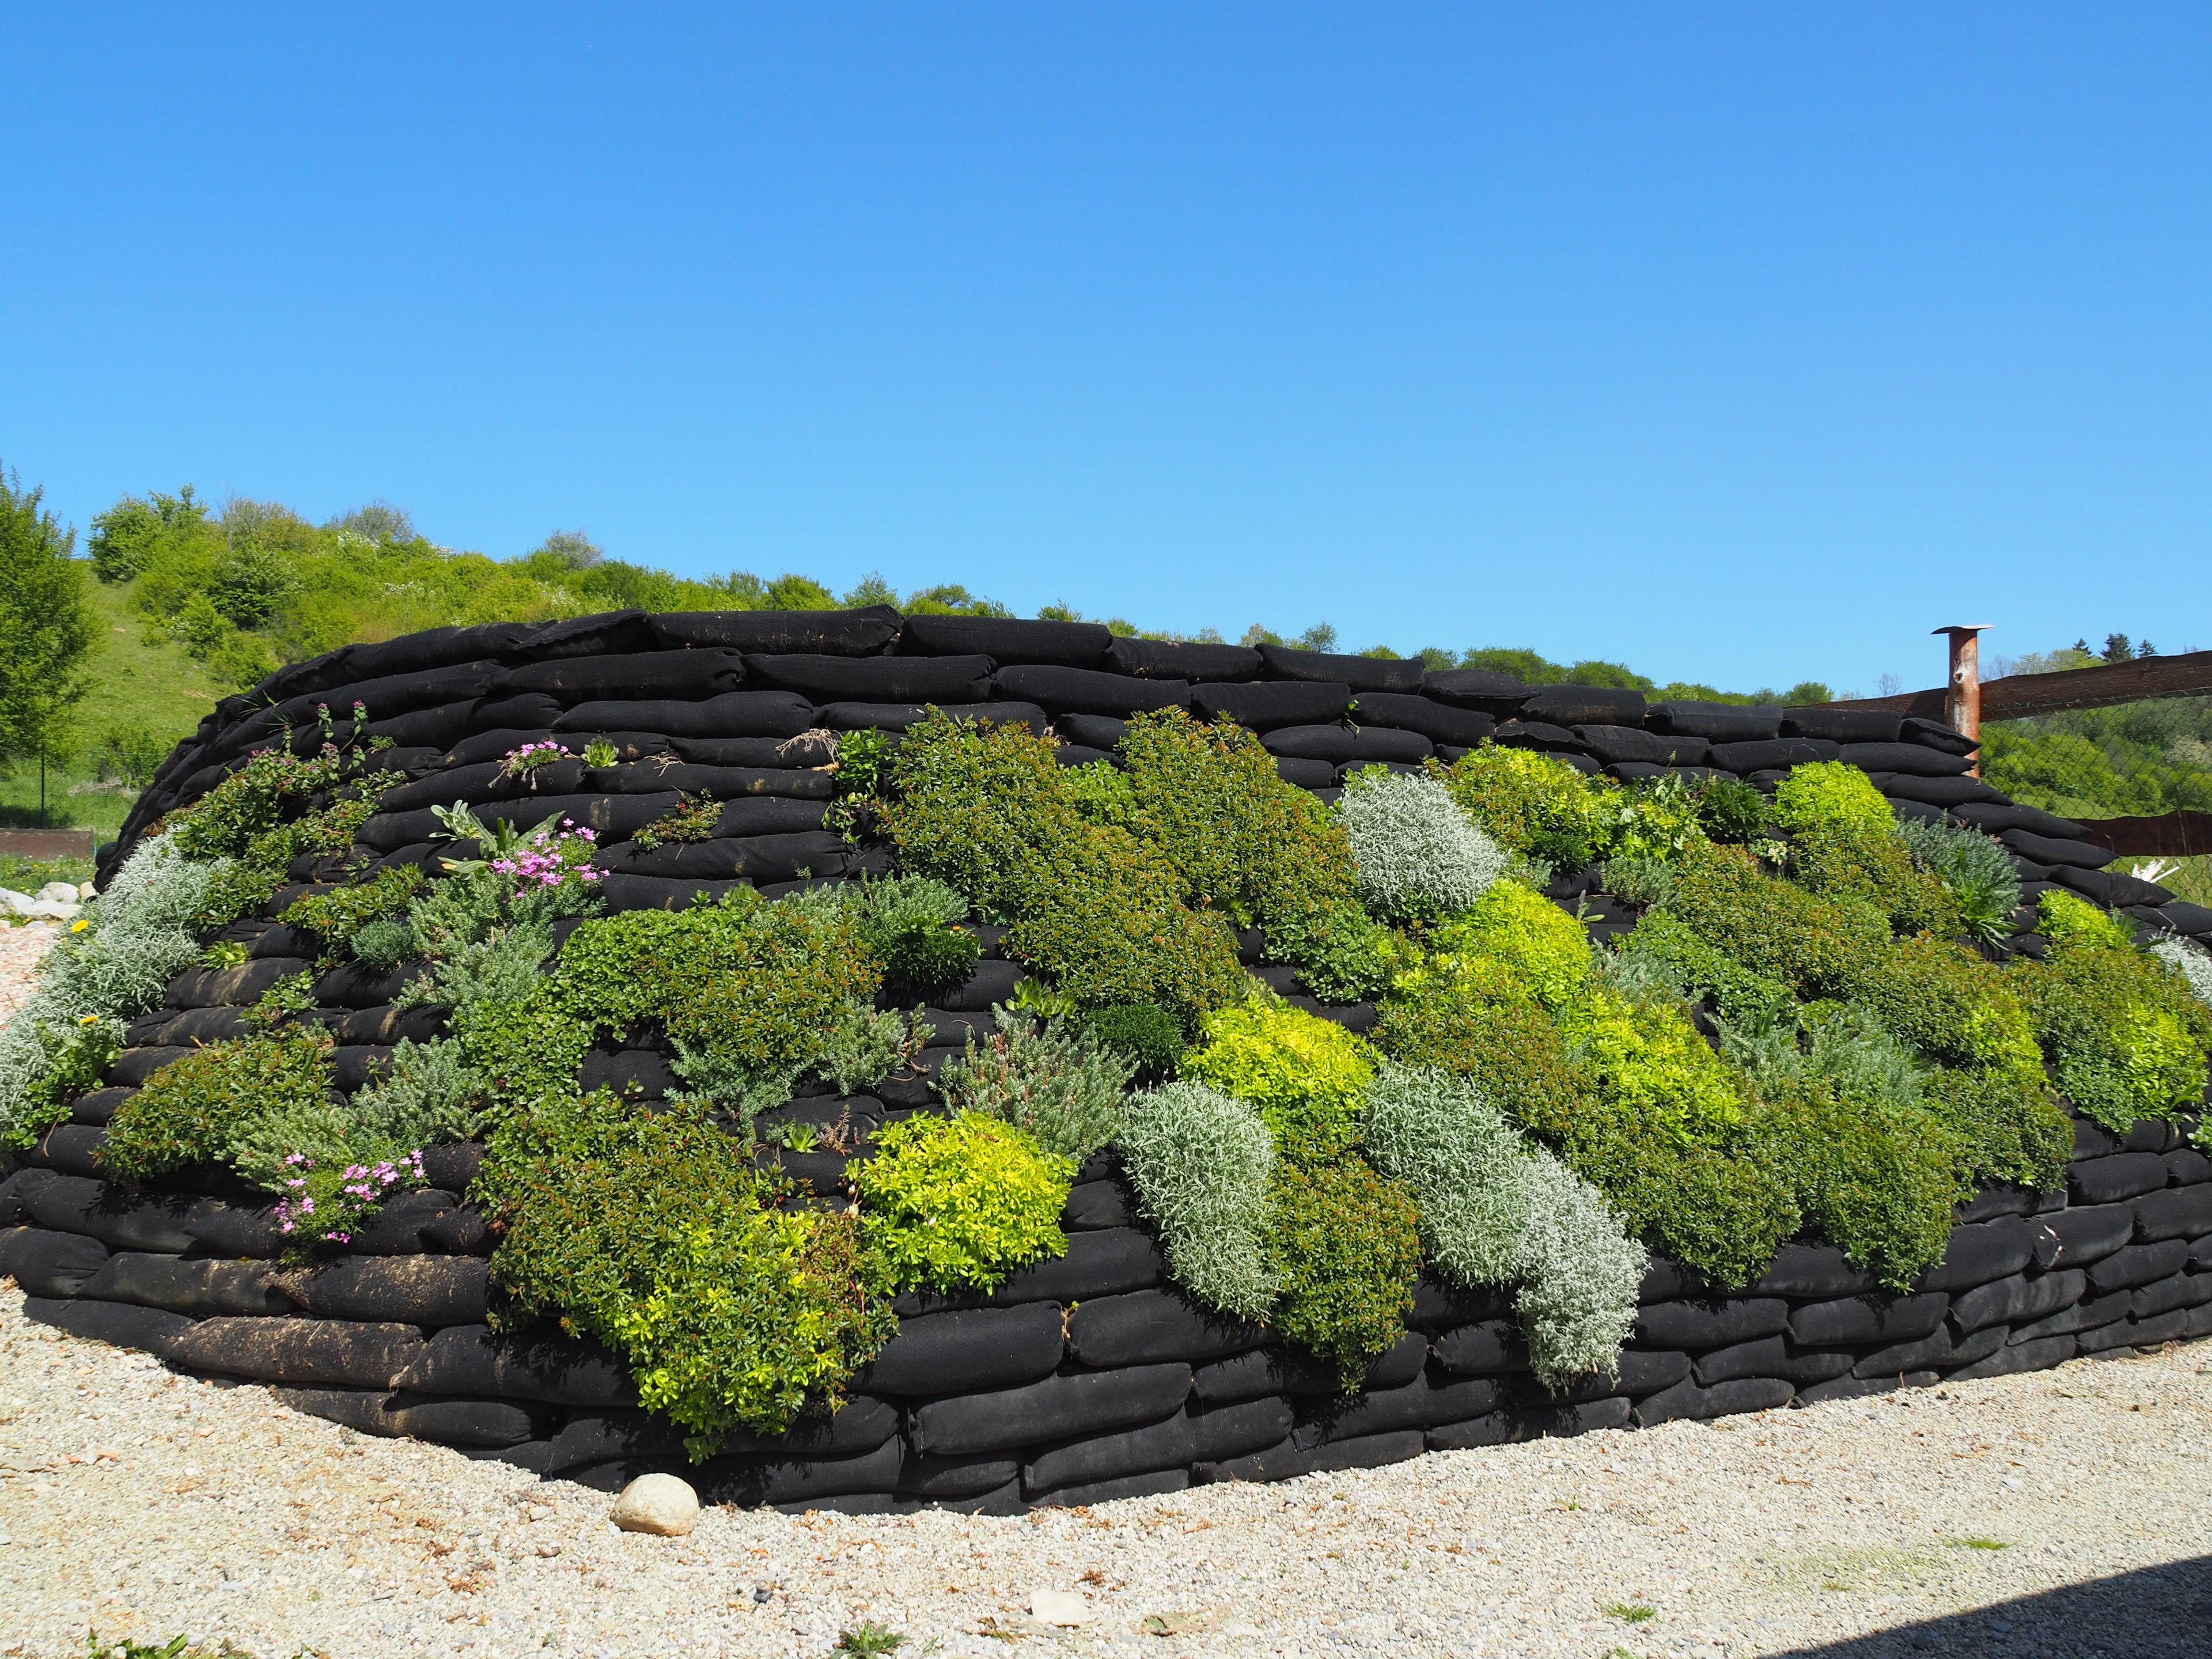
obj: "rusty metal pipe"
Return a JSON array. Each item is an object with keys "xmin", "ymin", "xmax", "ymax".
[{"xmin": 1934, "ymin": 624, "xmax": 1988, "ymax": 776}]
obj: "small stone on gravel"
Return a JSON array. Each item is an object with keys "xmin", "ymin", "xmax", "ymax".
[{"xmin": 609, "ymin": 1471, "xmax": 700, "ymax": 1536}]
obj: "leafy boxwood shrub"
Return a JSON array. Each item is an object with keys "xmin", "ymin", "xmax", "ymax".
[
  {"xmin": 853, "ymin": 1111, "xmax": 1074, "ymax": 1293},
  {"xmin": 880, "ymin": 713, "xmax": 1069, "ymax": 920},
  {"xmin": 1070, "ymin": 1002, "xmax": 1185, "ymax": 1077},
  {"xmin": 1264, "ymin": 1154, "xmax": 1423, "ymax": 1389},
  {"xmin": 1372, "ymin": 982, "xmax": 1593, "ymax": 1141},
  {"xmin": 1560, "ymin": 1117, "xmax": 1800, "ymax": 1291},
  {"xmin": 1611, "ymin": 912, "xmax": 1796, "ymax": 1028},
  {"xmin": 1116, "ymin": 1080, "xmax": 1279, "ymax": 1321},
  {"xmin": 2012, "ymin": 925, "xmax": 2212, "ymax": 1133},
  {"xmin": 1921, "ymin": 1067, "xmax": 2071, "ymax": 1195},
  {"xmin": 1689, "ymin": 774, "xmax": 1771, "ymax": 842},
  {"xmin": 1181, "ymin": 1000, "xmax": 1377, "ymax": 1164},
  {"xmin": 934, "ymin": 1008, "xmax": 1135, "ymax": 1160},
  {"xmin": 100, "ymin": 1032, "xmax": 336, "ymax": 1182},
  {"xmin": 1334, "ymin": 769, "xmax": 1505, "ymax": 923},
  {"xmin": 1663, "ymin": 842, "xmax": 1889, "ymax": 999},
  {"xmin": 1853, "ymin": 933, "xmax": 2044, "ymax": 1077},
  {"xmin": 482, "ymin": 1094, "xmax": 892, "ymax": 1457},
  {"xmin": 1770, "ymin": 760, "xmax": 1892, "ymax": 838}
]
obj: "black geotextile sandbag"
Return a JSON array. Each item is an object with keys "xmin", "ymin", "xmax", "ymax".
[
  {"xmin": 2001, "ymin": 828, "xmax": 2112, "ymax": 870},
  {"xmin": 22, "ymin": 1296, "xmax": 194, "ymax": 1354},
  {"xmin": 1948, "ymin": 1334, "xmax": 2076, "ymax": 1380},
  {"xmin": 1190, "ymin": 681, "xmax": 1351, "ymax": 731},
  {"xmin": 22, "ymin": 1176, "xmax": 194, "ymax": 1254},
  {"xmin": 1797, "ymin": 1372, "xmax": 1940, "ymax": 1406},
  {"xmin": 1346, "ymin": 693, "xmax": 1495, "ymax": 747},
  {"xmin": 906, "ymin": 1362, "xmax": 1193, "ymax": 1458},
  {"xmin": 1767, "ymin": 1346, "xmax": 1857, "ymax": 1388},
  {"xmin": 1254, "ymin": 643, "xmax": 1425, "ymax": 694},
  {"xmin": 25, "ymin": 1124, "xmax": 104, "ymax": 1179},
  {"xmin": 2086, "ymin": 1239, "xmax": 2191, "ymax": 1295},
  {"xmin": 1032, "ymin": 1468, "xmax": 1192, "ymax": 1508},
  {"xmin": 1430, "ymin": 1319, "xmax": 1529, "ymax": 1376},
  {"xmin": 674, "ymin": 733, "xmax": 834, "ymax": 768},
  {"xmin": 1707, "ymin": 737, "xmax": 1842, "ymax": 773},
  {"xmin": 1407, "ymin": 1276, "xmax": 1514, "ymax": 1332},
  {"xmin": 551, "ymin": 690, "xmax": 818, "ymax": 740},
  {"xmin": 1645, "ymin": 702, "xmax": 1783, "ymax": 742},
  {"xmin": 1197, "ymin": 1429, "xmax": 1425, "ymax": 1484},
  {"xmin": 1107, "ymin": 637, "xmax": 1263, "ymax": 682},
  {"xmin": 358, "ymin": 791, "xmax": 682, "ymax": 853},
  {"xmin": 1420, "ymin": 669, "xmax": 1533, "ymax": 716},
  {"xmin": 1631, "ymin": 1376, "xmax": 1794, "ymax": 1426},
  {"xmin": 1261, "ymin": 724, "xmax": 1432, "ymax": 766},
  {"xmin": 81, "ymin": 1253, "xmax": 293, "ymax": 1319},
  {"xmin": 912, "ymin": 1229, "xmax": 1165, "ymax": 1310},
  {"xmin": 900, "ymin": 1450, "xmax": 1024, "ymax": 1500},
  {"xmin": 1781, "ymin": 706, "xmax": 1901, "ymax": 744},
  {"xmin": 217, "ymin": 662, "xmax": 510, "ymax": 758},
  {"xmin": 1521, "ymin": 686, "xmax": 1646, "ymax": 728},
  {"xmin": 1188, "ymin": 1331, "xmax": 1425, "ymax": 1405},
  {"xmin": 2041, "ymin": 1205, "xmax": 2135, "ymax": 1268},
  {"xmin": 1786, "ymin": 1292, "xmax": 1949, "ymax": 1349},
  {"xmin": 395, "ymin": 1323, "xmax": 635, "ymax": 1406},
  {"xmin": 1956, "ymin": 1184, "xmax": 2054, "ymax": 1224},
  {"xmin": 169, "ymin": 1317, "xmax": 426, "ymax": 1388},
  {"xmin": 0, "ymin": 1228, "xmax": 111, "ymax": 1296},
  {"xmin": 719, "ymin": 1395, "xmax": 899, "ymax": 1458},
  {"xmin": 166, "ymin": 956, "xmax": 320, "ymax": 1010},
  {"xmin": 296, "ymin": 1388, "xmax": 547, "ymax": 1449},
  {"xmin": 1946, "ymin": 1269, "xmax": 2086, "ymax": 1335},
  {"xmin": 649, "ymin": 607, "xmax": 902, "ymax": 657},
  {"xmin": 1691, "ymin": 1336, "xmax": 1791, "ymax": 1387},
  {"xmin": 854, "ymin": 1302, "xmax": 1067, "ymax": 1397},
  {"xmin": 1054, "ymin": 713, "xmax": 1127, "ymax": 751},
  {"xmin": 919, "ymin": 958, "xmax": 1025, "ymax": 1013},
  {"xmin": 313, "ymin": 961, "xmax": 426, "ymax": 1009},
  {"xmin": 463, "ymin": 692, "xmax": 566, "ymax": 734},
  {"xmin": 179, "ymin": 1198, "xmax": 285, "ymax": 1259},
  {"xmin": 269, "ymin": 1256, "xmax": 490, "ymax": 1327},
  {"xmin": 1066, "ymin": 1290, "xmax": 1270, "ymax": 1369},
  {"xmin": 2130, "ymin": 1275, "xmax": 2212, "ymax": 1319},
  {"xmin": 745, "ymin": 653, "xmax": 995, "ymax": 704},
  {"xmin": 2167, "ymin": 1147, "xmax": 2212, "ymax": 1185},
  {"xmin": 1493, "ymin": 719, "xmax": 1581, "ymax": 753},
  {"xmin": 1899, "ymin": 715, "xmax": 1979, "ymax": 757},
  {"xmin": 1873, "ymin": 772, "xmax": 2007, "ymax": 808},
  {"xmin": 2054, "ymin": 865, "xmax": 2173, "ymax": 909},
  {"xmin": 1633, "ymin": 1297, "xmax": 1789, "ymax": 1349},
  {"xmin": 1024, "ymin": 1396, "xmax": 1292, "ymax": 1497},
  {"xmin": 2071, "ymin": 1153, "xmax": 2171, "ymax": 1206},
  {"xmin": 543, "ymin": 1408, "xmax": 686, "ymax": 1472},
  {"xmin": 1062, "ymin": 1180, "xmax": 1135, "ymax": 1232},
  {"xmin": 66, "ymin": 1088, "xmax": 135, "ymax": 1128},
  {"xmin": 2154, "ymin": 900, "xmax": 2212, "ymax": 937},
  {"xmin": 335, "ymin": 1190, "xmax": 475, "ymax": 1257},
  {"xmin": 109, "ymin": 1047, "xmax": 191, "ymax": 1086},
  {"xmin": 1274, "ymin": 757, "xmax": 1336, "ymax": 790},
  {"xmin": 2082, "ymin": 1308, "xmax": 2191, "ymax": 1352},
  {"xmin": 1921, "ymin": 1218, "xmax": 2039, "ymax": 1291},
  {"xmin": 706, "ymin": 1438, "xmax": 909, "ymax": 1508},
  {"xmin": 1427, "ymin": 1397, "xmax": 1634, "ymax": 1450},
  {"xmin": 1858, "ymin": 1323, "xmax": 2007, "ymax": 1378},
  {"xmin": 594, "ymin": 832, "xmax": 847, "ymax": 884},
  {"xmin": 899, "ymin": 615, "xmax": 1112, "ymax": 666},
  {"xmin": 2133, "ymin": 1187, "xmax": 2212, "ymax": 1242},
  {"xmin": 444, "ymin": 728, "xmax": 559, "ymax": 767},
  {"xmin": 1837, "ymin": 741, "xmax": 1972, "ymax": 778},
  {"xmin": 1748, "ymin": 1243, "xmax": 1883, "ymax": 1299},
  {"xmin": 1573, "ymin": 725, "xmax": 1710, "ymax": 767},
  {"xmin": 1294, "ymin": 1373, "xmax": 1508, "ymax": 1446},
  {"xmin": 993, "ymin": 665, "xmax": 1190, "ymax": 718}
]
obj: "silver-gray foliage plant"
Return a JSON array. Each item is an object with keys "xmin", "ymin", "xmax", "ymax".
[
  {"xmin": 1115, "ymin": 1080, "xmax": 1280, "ymax": 1321},
  {"xmin": 2151, "ymin": 934, "xmax": 2212, "ymax": 1009},
  {"xmin": 1334, "ymin": 770, "xmax": 1506, "ymax": 923}
]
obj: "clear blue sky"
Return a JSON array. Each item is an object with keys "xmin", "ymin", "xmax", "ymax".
[{"xmin": 5, "ymin": 5, "xmax": 2207, "ymax": 695}]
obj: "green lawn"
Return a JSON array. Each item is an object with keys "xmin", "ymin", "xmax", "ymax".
[{"xmin": 0, "ymin": 581, "xmax": 224, "ymax": 832}]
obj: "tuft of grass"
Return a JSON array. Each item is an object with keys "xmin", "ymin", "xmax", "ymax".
[
  {"xmin": 1948, "ymin": 1536, "xmax": 2010, "ymax": 1551},
  {"xmin": 1601, "ymin": 1601, "xmax": 1657, "ymax": 1623},
  {"xmin": 834, "ymin": 1623, "xmax": 908, "ymax": 1657}
]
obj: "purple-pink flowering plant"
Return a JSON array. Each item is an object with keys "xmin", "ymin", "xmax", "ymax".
[{"xmin": 274, "ymin": 1147, "xmax": 428, "ymax": 1258}]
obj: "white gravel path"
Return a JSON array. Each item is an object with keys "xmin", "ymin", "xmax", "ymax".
[
  {"xmin": 0, "ymin": 922, "xmax": 60, "ymax": 1026},
  {"xmin": 2, "ymin": 1285, "xmax": 2207, "ymax": 1659}
]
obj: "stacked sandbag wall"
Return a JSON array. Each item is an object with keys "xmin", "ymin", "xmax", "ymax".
[{"xmin": 6, "ymin": 605, "xmax": 2200, "ymax": 1512}]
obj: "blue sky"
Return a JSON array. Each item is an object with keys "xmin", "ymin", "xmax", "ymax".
[{"xmin": 3, "ymin": 5, "xmax": 2207, "ymax": 694}]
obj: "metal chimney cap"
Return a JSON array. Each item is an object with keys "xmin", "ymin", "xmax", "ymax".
[{"xmin": 1931, "ymin": 624, "xmax": 1993, "ymax": 635}]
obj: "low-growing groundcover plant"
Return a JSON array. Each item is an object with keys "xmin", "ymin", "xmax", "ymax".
[{"xmin": 7, "ymin": 690, "xmax": 2209, "ymax": 1450}]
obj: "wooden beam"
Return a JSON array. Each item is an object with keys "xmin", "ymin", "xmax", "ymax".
[
  {"xmin": 2073, "ymin": 812, "xmax": 2212, "ymax": 860},
  {"xmin": 1814, "ymin": 649, "xmax": 2212, "ymax": 725}
]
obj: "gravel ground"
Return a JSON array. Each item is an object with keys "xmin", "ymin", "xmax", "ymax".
[
  {"xmin": 1, "ymin": 1286, "xmax": 2207, "ymax": 1659},
  {"xmin": 0, "ymin": 922, "xmax": 60, "ymax": 1025}
]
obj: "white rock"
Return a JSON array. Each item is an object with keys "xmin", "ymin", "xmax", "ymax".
[
  {"xmin": 609, "ymin": 1472, "xmax": 699, "ymax": 1536},
  {"xmin": 77, "ymin": 882, "xmax": 97, "ymax": 900},
  {"xmin": 25, "ymin": 901, "xmax": 81, "ymax": 921},
  {"xmin": 1031, "ymin": 1589, "xmax": 1092, "ymax": 1626},
  {"xmin": 35, "ymin": 882, "xmax": 79, "ymax": 903},
  {"xmin": 0, "ymin": 889, "xmax": 32, "ymax": 917}
]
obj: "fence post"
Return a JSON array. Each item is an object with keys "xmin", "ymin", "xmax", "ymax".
[{"xmin": 1934, "ymin": 624, "xmax": 1988, "ymax": 776}]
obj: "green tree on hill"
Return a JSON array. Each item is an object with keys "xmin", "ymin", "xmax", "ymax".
[{"xmin": 0, "ymin": 465, "xmax": 96, "ymax": 798}]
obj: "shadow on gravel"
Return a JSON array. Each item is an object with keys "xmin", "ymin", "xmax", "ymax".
[{"xmin": 1770, "ymin": 1555, "xmax": 2212, "ymax": 1658}]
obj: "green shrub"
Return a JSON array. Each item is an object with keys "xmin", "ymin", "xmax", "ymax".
[
  {"xmin": 1372, "ymin": 984, "xmax": 1593, "ymax": 1141},
  {"xmin": 1426, "ymin": 745, "xmax": 1613, "ymax": 872},
  {"xmin": 881, "ymin": 714, "xmax": 1067, "ymax": 919},
  {"xmin": 1062, "ymin": 759, "xmax": 1140, "ymax": 833},
  {"xmin": 631, "ymin": 793, "xmax": 721, "ymax": 851},
  {"xmin": 482, "ymin": 1093, "xmax": 893, "ymax": 1456},
  {"xmin": 1921, "ymin": 1067, "xmax": 2070, "ymax": 1195},
  {"xmin": 1069, "ymin": 1002, "xmax": 1185, "ymax": 1075},
  {"xmin": 1662, "ymin": 842, "xmax": 1888, "ymax": 999},
  {"xmin": 933, "ymin": 1007, "xmax": 1135, "ymax": 1159},
  {"xmin": 1115, "ymin": 1080, "xmax": 1279, "ymax": 1321},
  {"xmin": 1897, "ymin": 817, "xmax": 2021, "ymax": 947},
  {"xmin": 349, "ymin": 914, "xmax": 416, "ymax": 972},
  {"xmin": 2036, "ymin": 888, "xmax": 2137, "ymax": 950},
  {"xmin": 852, "ymin": 1111, "xmax": 1074, "ymax": 1293},
  {"xmin": 1258, "ymin": 900, "xmax": 1396, "ymax": 1003},
  {"xmin": 1611, "ymin": 912, "xmax": 1795, "ymax": 1028},
  {"xmin": 1562, "ymin": 1119, "xmax": 1800, "ymax": 1290},
  {"xmin": 1334, "ymin": 769, "xmax": 1505, "ymax": 923},
  {"xmin": 1181, "ymin": 999, "xmax": 1377, "ymax": 1164},
  {"xmin": 853, "ymin": 874, "xmax": 980, "ymax": 991},
  {"xmin": 1600, "ymin": 775, "xmax": 1709, "ymax": 865},
  {"xmin": 280, "ymin": 864, "xmax": 424, "ymax": 959},
  {"xmin": 1264, "ymin": 1155, "xmax": 1422, "ymax": 1390},
  {"xmin": 2012, "ymin": 930, "xmax": 2212, "ymax": 1132},
  {"xmin": 1854, "ymin": 933, "xmax": 2044, "ymax": 1077},
  {"xmin": 1688, "ymin": 775, "xmax": 1771, "ymax": 842},
  {"xmin": 1600, "ymin": 856, "xmax": 1675, "ymax": 909},
  {"xmin": 1755, "ymin": 1086, "xmax": 1964, "ymax": 1291},
  {"xmin": 1791, "ymin": 820, "xmax": 1964, "ymax": 938},
  {"xmin": 1411, "ymin": 878, "xmax": 1593, "ymax": 1013},
  {"xmin": 100, "ymin": 1032, "xmax": 335, "ymax": 1182}
]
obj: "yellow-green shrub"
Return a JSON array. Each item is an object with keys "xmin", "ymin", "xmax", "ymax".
[
  {"xmin": 1556, "ymin": 985, "xmax": 1749, "ymax": 1138},
  {"xmin": 1412, "ymin": 878, "xmax": 1592, "ymax": 1013},
  {"xmin": 1770, "ymin": 761, "xmax": 1892, "ymax": 837},
  {"xmin": 2012, "ymin": 929, "xmax": 2212, "ymax": 1132},
  {"xmin": 851, "ymin": 1111, "xmax": 1074, "ymax": 1292},
  {"xmin": 1426, "ymin": 744, "xmax": 1614, "ymax": 870},
  {"xmin": 1181, "ymin": 999, "xmax": 1378, "ymax": 1164}
]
